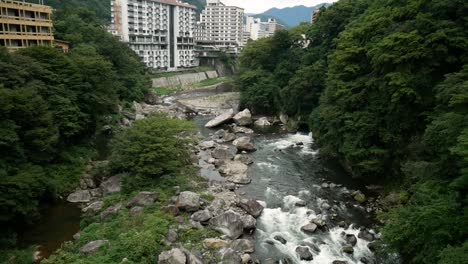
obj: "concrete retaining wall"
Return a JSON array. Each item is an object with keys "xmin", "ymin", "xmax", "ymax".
[{"xmin": 152, "ymin": 70, "xmax": 219, "ymax": 88}]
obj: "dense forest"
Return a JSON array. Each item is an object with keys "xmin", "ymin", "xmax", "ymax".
[
  {"xmin": 0, "ymin": 5, "xmax": 149, "ymax": 250},
  {"xmin": 237, "ymin": 0, "xmax": 468, "ymax": 263}
]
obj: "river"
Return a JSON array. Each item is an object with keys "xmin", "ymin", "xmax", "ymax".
[
  {"xmin": 21, "ymin": 88, "xmax": 390, "ymax": 263},
  {"xmin": 191, "ymin": 111, "xmax": 388, "ymax": 264}
]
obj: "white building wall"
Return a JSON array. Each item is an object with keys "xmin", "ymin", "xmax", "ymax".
[{"xmin": 110, "ymin": 0, "xmax": 196, "ymax": 71}]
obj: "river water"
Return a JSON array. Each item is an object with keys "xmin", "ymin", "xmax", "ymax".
[{"xmin": 192, "ymin": 114, "xmax": 381, "ymax": 264}]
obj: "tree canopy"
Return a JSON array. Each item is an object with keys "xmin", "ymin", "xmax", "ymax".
[{"xmin": 236, "ymin": 0, "xmax": 468, "ymax": 262}]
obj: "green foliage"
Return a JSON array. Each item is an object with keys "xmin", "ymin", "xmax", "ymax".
[
  {"xmin": 237, "ymin": 0, "xmax": 468, "ymax": 262},
  {"xmin": 0, "ymin": 1, "xmax": 149, "ymax": 247},
  {"xmin": 110, "ymin": 114, "xmax": 195, "ymax": 179},
  {"xmin": 438, "ymin": 242, "xmax": 468, "ymax": 264},
  {"xmin": 381, "ymin": 182, "xmax": 466, "ymax": 263}
]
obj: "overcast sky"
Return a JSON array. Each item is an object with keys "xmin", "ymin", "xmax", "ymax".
[{"xmin": 222, "ymin": 0, "xmax": 338, "ymax": 14}]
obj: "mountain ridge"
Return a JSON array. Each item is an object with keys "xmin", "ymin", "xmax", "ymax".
[{"xmin": 257, "ymin": 3, "xmax": 331, "ymax": 28}]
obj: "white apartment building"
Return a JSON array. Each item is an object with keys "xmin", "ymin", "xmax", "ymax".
[
  {"xmin": 197, "ymin": 0, "xmax": 244, "ymax": 53},
  {"xmin": 110, "ymin": 0, "xmax": 197, "ymax": 71},
  {"xmin": 245, "ymin": 17, "xmax": 285, "ymax": 41}
]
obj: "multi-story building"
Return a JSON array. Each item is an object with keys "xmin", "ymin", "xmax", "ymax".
[
  {"xmin": 110, "ymin": 0, "xmax": 197, "ymax": 71},
  {"xmin": 245, "ymin": 17, "xmax": 285, "ymax": 41},
  {"xmin": 0, "ymin": 0, "xmax": 54, "ymax": 50},
  {"xmin": 196, "ymin": 0, "xmax": 244, "ymax": 53},
  {"xmin": 311, "ymin": 9, "xmax": 321, "ymax": 23}
]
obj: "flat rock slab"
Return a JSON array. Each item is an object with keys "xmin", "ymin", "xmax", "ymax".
[
  {"xmin": 205, "ymin": 109, "xmax": 234, "ymax": 128},
  {"xmin": 79, "ymin": 240, "xmax": 109, "ymax": 255}
]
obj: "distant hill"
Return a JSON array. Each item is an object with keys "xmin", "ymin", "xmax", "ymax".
[{"xmin": 258, "ymin": 3, "xmax": 331, "ymax": 28}]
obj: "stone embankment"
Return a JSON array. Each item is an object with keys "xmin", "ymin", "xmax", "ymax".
[{"xmin": 152, "ymin": 70, "xmax": 219, "ymax": 88}]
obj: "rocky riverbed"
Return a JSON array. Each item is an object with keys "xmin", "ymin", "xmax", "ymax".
[{"xmin": 31, "ymin": 86, "xmax": 394, "ymax": 263}]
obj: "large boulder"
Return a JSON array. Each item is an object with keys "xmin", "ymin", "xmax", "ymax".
[
  {"xmin": 203, "ymin": 238, "xmax": 229, "ymax": 249},
  {"xmin": 205, "ymin": 109, "xmax": 234, "ymax": 128},
  {"xmin": 82, "ymin": 201, "xmax": 104, "ymax": 213},
  {"xmin": 345, "ymin": 234, "xmax": 357, "ymax": 246},
  {"xmin": 79, "ymin": 240, "xmax": 109, "ymax": 255},
  {"xmin": 229, "ymin": 239, "xmax": 255, "ymax": 253},
  {"xmin": 176, "ymin": 191, "xmax": 200, "ymax": 212},
  {"xmin": 191, "ymin": 209, "xmax": 212, "ymax": 223},
  {"xmin": 126, "ymin": 192, "xmax": 159, "ymax": 208},
  {"xmin": 67, "ymin": 190, "xmax": 92, "ymax": 203},
  {"xmin": 219, "ymin": 161, "xmax": 251, "ymax": 185},
  {"xmin": 300, "ymin": 223, "xmax": 318, "ymax": 234},
  {"xmin": 209, "ymin": 210, "xmax": 244, "ymax": 239},
  {"xmin": 240, "ymin": 214, "xmax": 256, "ymax": 230},
  {"xmin": 254, "ymin": 117, "xmax": 271, "ymax": 127},
  {"xmin": 100, "ymin": 204, "xmax": 122, "ymax": 221},
  {"xmin": 231, "ymin": 125, "xmax": 254, "ymax": 134},
  {"xmin": 233, "ymin": 109, "xmax": 252, "ymax": 126},
  {"xmin": 358, "ymin": 229, "xmax": 375, "ymax": 242},
  {"xmin": 222, "ymin": 248, "xmax": 242, "ymax": 264},
  {"xmin": 352, "ymin": 190, "xmax": 367, "ymax": 203},
  {"xmin": 100, "ymin": 175, "xmax": 122, "ymax": 196},
  {"xmin": 295, "ymin": 246, "xmax": 313, "ymax": 261},
  {"xmin": 199, "ymin": 140, "xmax": 216, "ymax": 150},
  {"xmin": 233, "ymin": 137, "xmax": 256, "ymax": 152},
  {"xmin": 158, "ymin": 248, "xmax": 186, "ymax": 264},
  {"xmin": 234, "ymin": 154, "xmax": 254, "ymax": 165},
  {"xmin": 279, "ymin": 113, "xmax": 289, "ymax": 125},
  {"xmin": 237, "ymin": 199, "xmax": 264, "ymax": 218},
  {"xmin": 211, "ymin": 145, "xmax": 235, "ymax": 160}
]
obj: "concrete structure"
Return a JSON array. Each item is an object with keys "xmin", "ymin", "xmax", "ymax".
[
  {"xmin": 110, "ymin": 0, "xmax": 197, "ymax": 71},
  {"xmin": 0, "ymin": 0, "xmax": 54, "ymax": 50},
  {"xmin": 152, "ymin": 70, "xmax": 218, "ymax": 88},
  {"xmin": 196, "ymin": 0, "xmax": 244, "ymax": 54},
  {"xmin": 245, "ymin": 17, "xmax": 285, "ymax": 41},
  {"xmin": 311, "ymin": 9, "xmax": 321, "ymax": 23}
]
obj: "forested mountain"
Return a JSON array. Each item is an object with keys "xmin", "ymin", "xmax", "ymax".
[
  {"xmin": 0, "ymin": 6, "xmax": 149, "ymax": 250},
  {"xmin": 257, "ymin": 4, "xmax": 330, "ymax": 28},
  {"xmin": 237, "ymin": 0, "xmax": 468, "ymax": 262}
]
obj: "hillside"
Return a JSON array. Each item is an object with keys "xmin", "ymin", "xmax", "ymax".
[{"xmin": 258, "ymin": 3, "xmax": 330, "ymax": 28}]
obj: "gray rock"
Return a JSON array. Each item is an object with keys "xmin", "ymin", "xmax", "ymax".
[
  {"xmin": 79, "ymin": 240, "xmax": 109, "ymax": 255},
  {"xmin": 212, "ymin": 145, "xmax": 235, "ymax": 160},
  {"xmin": 191, "ymin": 209, "xmax": 212, "ymax": 223},
  {"xmin": 254, "ymin": 117, "xmax": 271, "ymax": 127},
  {"xmin": 199, "ymin": 140, "xmax": 216, "ymax": 150},
  {"xmin": 234, "ymin": 154, "xmax": 254, "ymax": 165},
  {"xmin": 203, "ymin": 238, "xmax": 229, "ymax": 249},
  {"xmin": 274, "ymin": 235, "xmax": 287, "ymax": 244},
  {"xmin": 295, "ymin": 200, "xmax": 307, "ymax": 207},
  {"xmin": 100, "ymin": 175, "xmax": 122, "ymax": 196},
  {"xmin": 89, "ymin": 188, "xmax": 103, "ymax": 198},
  {"xmin": 233, "ymin": 137, "xmax": 256, "ymax": 152},
  {"xmin": 342, "ymin": 246, "xmax": 354, "ymax": 254},
  {"xmin": 166, "ymin": 229, "xmax": 178, "ymax": 243},
  {"xmin": 279, "ymin": 113, "xmax": 289, "ymax": 125},
  {"xmin": 190, "ymin": 220, "xmax": 204, "ymax": 229},
  {"xmin": 185, "ymin": 250, "xmax": 204, "ymax": 264},
  {"xmin": 82, "ymin": 201, "xmax": 104, "ymax": 213},
  {"xmin": 100, "ymin": 204, "xmax": 122, "ymax": 221},
  {"xmin": 176, "ymin": 191, "xmax": 200, "ymax": 212},
  {"xmin": 230, "ymin": 239, "xmax": 255, "ymax": 253},
  {"xmin": 241, "ymin": 214, "xmax": 256, "ymax": 230},
  {"xmin": 352, "ymin": 191, "xmax": 367, "ymax": 203},
  {"xmin": 222, "ymin": 248, "xmax": 242, "ymax": 264},
  {"xmin": 231, "ymin": 125, "xmax": 254, "ymax": 134},
  {"xmin": 233, "ymin": 109, "xmax": 252, "ymax": 126},
  {"xmin": 205, "ymin": 109, "xmax": 234, "ymax": 128},
  {"xmin": 162, "ymin": 205, "xmax": 180, "ymax": 216},
  {"xmin": 129, "ymin": 206, "xmax": 144, "ymax": 217},
  {"xmin": 321, "ymin": 202, "xmax": 331, "ymax": 210},
  {"xmin": 358, "ymin": 229, "xmax": 375, "ymax": 241},
  {"xmin": 220, "ymin": 161, "xmax": 251, "ymax": 184},
  {"xmin": 238, "ymin": 199, "xmax": 264, "ymax": 218},
  {"xmin": 311, "ymin": 218, "xmax": 326, "ymax": 228},
  {"xmin": 295, "ymin": 246, "xmax": 313, "ymax": 261},
  {"xmin": 67, "ymin": 190, "xmax": 91, "ymax": 203},
  {"xmin": 332, "ymin": 261, "xmax": 348, "ymax": 264},
  {"xmin": 210, "ymin": 210, "xmax": 244, "ymax": 239},
  {"xmin": 241, "ymin": 254, "xmax": 252, "ymax": 264},
  {"xmin": 73, "ymin": 232, "xmax": 80, "ymax": 240},
  {"xmin": 158, "ymin": 248, "xmax": 186, "ymax": 264},
  {"xmin": 300, "ymin": 223, "xmax": 318, "ymax": 234},
  {"xmin": 367, "ymin": 241, "xmax": 378, "ymax": 251},
  {"xmin": 345, "ymin": 234, "xmax": 357, "ymax": 246},
  {"xmin": 127, "ymin": 192, "xmax": 158, "ymax": 208}
]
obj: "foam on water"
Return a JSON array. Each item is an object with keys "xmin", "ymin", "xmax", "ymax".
[
  {"xmin": 256, "ymin": 194, "xmax": 374, "ymax": 263},
  {"xmin": 257, "ymin": 162, "xmax": 280, "ymax": 172},
  {"xmin": 265, "ymin": 133, "xmax": 318, "ymax": 155}
]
